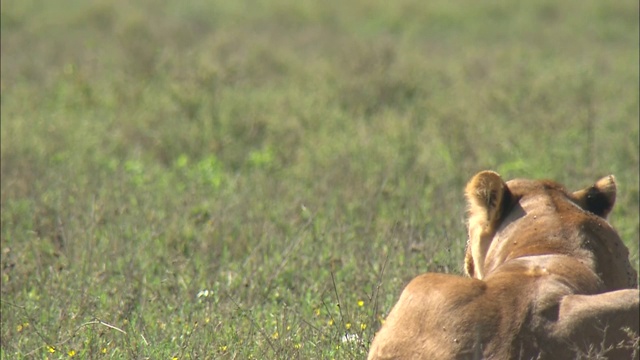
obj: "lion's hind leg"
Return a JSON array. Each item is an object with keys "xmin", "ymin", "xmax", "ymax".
[
  {"xmin": 553, "ymin": 289, "xmax": 640, "ymax": 359},
  {"xmin": 368, "ymin": 273, "xmax": 492, "ymax": 360}
]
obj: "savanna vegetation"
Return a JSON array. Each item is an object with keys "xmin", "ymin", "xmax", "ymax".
[{"xmin": 1, "ymin": 0, "xmax": 638, "ymax": 358}]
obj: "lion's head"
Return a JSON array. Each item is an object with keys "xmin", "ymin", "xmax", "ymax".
[{"xmin": 464, "ymin": 171, "xmax": 637, "ymax": 289}]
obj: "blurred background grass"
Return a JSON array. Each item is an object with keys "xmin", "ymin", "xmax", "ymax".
[{"xmin": 1, "ymin": 0, "xmax": 638, "ymax": 358}]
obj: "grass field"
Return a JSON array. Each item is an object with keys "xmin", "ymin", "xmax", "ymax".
[{"xmin": 1, "ymin": 0, "xmax": 638, "ymax": 358}]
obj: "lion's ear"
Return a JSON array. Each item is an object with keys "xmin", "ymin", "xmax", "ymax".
[
  {"xmin": 465, "ymin": 171, "xmax": 510, "ymax": 228},
  {"xmin": 572, "ymin": 175, "xmax": 616, "ymax": 219},
  {"xmin": 464, "ymin": 171, "xmax": 511, "ymax": 279}
]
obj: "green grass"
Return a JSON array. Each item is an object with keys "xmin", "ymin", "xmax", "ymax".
[{"xmin": 1, "ymin": 0, "xmax": 638, "ymax": 358}]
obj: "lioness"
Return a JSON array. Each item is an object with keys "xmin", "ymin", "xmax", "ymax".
[{"xmin": 368, "ymin": 171, "xmax": 639, "ymax": 360}]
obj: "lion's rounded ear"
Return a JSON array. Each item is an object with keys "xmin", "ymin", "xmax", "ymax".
[
  {"xmin": 572, "ymin": 175, "xmax": 616, "ymax": 218},
  {"xmin": 465, "ymin": 171, "xmax": 510, "ymax": 224}
]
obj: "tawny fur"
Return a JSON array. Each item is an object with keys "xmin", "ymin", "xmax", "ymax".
[{"xmin": 368, "ymin": 172, "xmax": 639, "ymax": 360}]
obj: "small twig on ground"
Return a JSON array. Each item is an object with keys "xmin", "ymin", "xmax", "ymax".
[
  {"xmin": 370, "ymin": 250, "xmax": 389, "ymax": 339},
  {"xmin": 330, "ymin": 271, "xmax": 346, "ymax": 327},
  {"xmin": 226, "ymin": 292, "xmax": 278, "ymax": 356}
]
